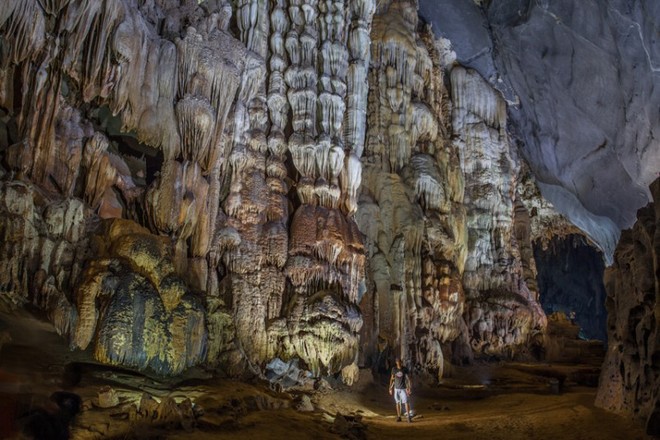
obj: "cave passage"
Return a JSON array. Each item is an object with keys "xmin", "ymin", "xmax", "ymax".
[{"xmin": 534, "ymin": 235, "xmax": 608, "ymax": 342}]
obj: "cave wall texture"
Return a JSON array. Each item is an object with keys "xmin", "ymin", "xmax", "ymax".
[
  {"xmin": 0, "ymin": 0, "xmax": 657, "ymax": 427},
  {"xmin": 419, "ymin": 0, "xmax": 660, "ymax": 262},
  {"xmin": 595, "ymin": 179, "xmax": 659, "ymax": 435},
  {"xmin": 0, "ymin": 0, "xmax": 562, "ymax": 381}
]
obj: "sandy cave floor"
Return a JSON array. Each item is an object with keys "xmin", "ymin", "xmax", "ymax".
[{"xmin": 0, "ymin": 310, "xmax": 651, "ymax": 440}]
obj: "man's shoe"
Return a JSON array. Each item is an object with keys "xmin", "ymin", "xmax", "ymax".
[
  {"xmin": 396, "ymin": 417, "xmax": 401, "ymax": 422},
  {"xmin": 407, "ymin": 415, "xmax": 412, "ymax": 423}
]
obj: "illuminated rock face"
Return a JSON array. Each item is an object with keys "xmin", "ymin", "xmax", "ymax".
[
  {"xmin": 419, "ymin": 0, "xmax": 660, "ymax": 263},
  {"xmin": 451, "ymin": 66, "xmax": 546, "ymax": 359},
  {"xmin": 596, "ymin": 178, "xmax": 660, "ymax": 435},
  {"xmin": 0, "ymin": 181, "xmax": 88, "ymax": 323},
  {"xmin": 72, "ymin": 219, "xmax": 207, "ymax": 375},
  {"xmin": 219, "ymin": 0, "xmax": 376, "ymax": 378},
  {"xmin": 0, "ymin": 0, "xmax": 550, "ymax": 379},
  {"xmin": 0, "ymin": 0, "xmax": 245, "ymax": 375},
  {"xmin": 356, "ymin": 1, "xmax": 467, "ymax": 377}
]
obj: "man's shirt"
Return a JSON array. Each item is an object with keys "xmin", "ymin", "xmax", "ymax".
[{"xmin": 391, "ymin": 366, "xmax": 409, "ymax": 389}]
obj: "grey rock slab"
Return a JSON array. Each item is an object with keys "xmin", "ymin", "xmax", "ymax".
[{"xmin": 421, "ymin": 0, "xmax": 660, "ymax": 260}]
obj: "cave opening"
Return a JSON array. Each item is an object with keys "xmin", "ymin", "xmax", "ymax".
[{"xmin": 534, "ymin": 234, "xmax": 608, "ymax": 342}]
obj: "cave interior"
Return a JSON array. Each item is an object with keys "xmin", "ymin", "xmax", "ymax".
[{"xmin": 0, "ymin": 0, "xmax": 658, "ymax": 439}]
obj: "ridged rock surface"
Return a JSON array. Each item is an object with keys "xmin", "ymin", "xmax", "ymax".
[
  {"xmin": 0, "ymin": 0, "xmax": 551, "ymax": 382},
  {"xmin": 72, "ymin": 219, "xmax": 207, "ymax": 375},
  {"xmin": 595, "ymin": 178, "xmax": 660, "ymax": 436},
  {"xmin": 419, "ymin": 0, "xmax": 660, "ymax": 262},
  {"xmin": 0, "ymin": 180, "xmax": 89, "ymax": 323},
  {"xmin": 356, "ymin": 1, "xmax": 467, "ymax": 378},
  {"xmin": 452, "ymin": 66, "xmax": 546, "ymax": 359}
]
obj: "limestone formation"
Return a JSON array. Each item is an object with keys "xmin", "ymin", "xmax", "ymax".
[
  {"xmin": 451, "ymin": 66, "xmax": 545, "ymax": 359},
  {"xmin": 211, "ymin": 0, "xmax": 376, "ymax": 378},
  {"xmin": 419, "ymin": 0, "xmax": 660, "ymax": 263},
  {"xmin": 596, "ymin": 178, "xmax": 660, "ymax": 435},
  {"xmin": 0, "ymin": 0, "xmax": 557, "ymax": 381},
  {"xmin": 1, "ymin": 0, "xmax": 657, "ymax": 434},
  {"xmin": 0, "ymin": 180, "xmax": 88, "ymax": 332},
  {"xmin": 72, "ymin": 219, "xmax": 207, "ymax": 375},
  {"xmin": 355, "ymin": 1, "xmax": 468, "ymax": 378},
  {"xmin": 516, "ymin": 163, "xmax": 583, "ymax": 247},
  {"xmin": 0, "ymin": 0, "xmax": 547, "ymax": 383}
]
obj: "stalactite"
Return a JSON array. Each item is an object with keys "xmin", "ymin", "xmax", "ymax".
[
  {"xmin": 145, "ymin": 160, "xmax": 209, "ymax": 242},
  {"xmin": 270, "ymin": 0, "xmax": 374, "ymax": 379},
  {"xmin": 216, "ymin": 0, "xmax": 287, "ymax": 372},
  {"xmin": 451, "ymin": 66, "xmax": 546, "ymax": 359},
  {"xmin": 356, "ymin": 2, "xmax": 469, "ymax": 379},
  {"xmin": 0, "ymin": 0, "xmax": 556, "ymax": 383}
]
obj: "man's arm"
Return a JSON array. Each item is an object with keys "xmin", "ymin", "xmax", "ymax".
[
  {"xmin": 388, "ymin": 371, "xmax": 395, "ymax": 395},
  {"xmin": 405, "ymin": 371, "xmax": 412, "ymax": 394}
]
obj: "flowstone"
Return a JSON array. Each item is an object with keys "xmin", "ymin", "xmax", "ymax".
[{"xmin": 0, "ymin": 0, "xmax": 547, "ymax": 380}]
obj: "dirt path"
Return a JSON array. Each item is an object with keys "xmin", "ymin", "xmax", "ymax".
[
  {"xmin": 303, "ymin": 365, "xmax": 648, "ymax": 440},
  {"xmin": 341, "ymin": 386, "xmax": 645, "ymax": 440}
]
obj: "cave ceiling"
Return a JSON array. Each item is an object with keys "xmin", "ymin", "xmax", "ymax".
[{"xmin": 419, "ymin": 0, "xmax": 660, "ymax": 261}]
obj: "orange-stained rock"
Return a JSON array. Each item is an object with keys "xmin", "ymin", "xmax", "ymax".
[{"xmin": 97, "ymin": 187, "xmax": 124, "ymax": 219}]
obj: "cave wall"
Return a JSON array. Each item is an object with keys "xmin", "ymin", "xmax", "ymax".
[
  {"xmin": 452, "ymin": 65, "xmax": 546, "ymax": 360},
  {"xmin": 534, "ymin": 235, "xmax": 608, "ymax": 341},
  {"xmin": 0, "ymin": 0, "xmax": 551, "ymax": 380},
  {"xmin": 596, "ymin": 178, "xmax": 660, "ymax": 435},
  {"xmin": 419, "ymin": 0, "xmax": 660, "ymax": 262},
  {"xmin": 355, "ymin": 1, "xmax": 469, "ymax": 378}
]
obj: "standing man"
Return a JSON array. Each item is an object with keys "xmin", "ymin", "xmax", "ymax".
[{"xmin": 389, "ymin": 357, "xmax": 412, "ymax": 422}]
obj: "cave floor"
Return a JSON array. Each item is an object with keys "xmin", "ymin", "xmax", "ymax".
[{"xmin": 0, "ymin": 310, "xmax": 649, "ymax": 440}]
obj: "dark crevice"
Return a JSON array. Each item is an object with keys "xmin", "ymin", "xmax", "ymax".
[{"xmin": 534, "ymin": 234, "xmax": 607, "ymax": 341}]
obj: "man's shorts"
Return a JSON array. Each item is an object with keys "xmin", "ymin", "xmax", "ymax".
[{"xmin": 393, "ymin": 388, "xmax": 408, "ymax": 404}]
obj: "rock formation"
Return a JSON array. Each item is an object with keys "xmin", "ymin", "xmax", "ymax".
[
  {"xmin": 72, "ymin": 219, "xmax": 207, "ymax": 375},
  {"xmin": 0, "ymin": 0, "xmax": 562, "ymax": 383},
  {"xmin": 356, "ymin": 1, "xmax": 467, "ymax": 378},
  {"xmin": 452, "ymin": 65, "xmax": 546, "ymax": 361},
  {"xmin": 419, "ymin": 0, "xmax": 660, "ymax": 263},
  {"xmin": 596, "ymin": 178, "xmax": 660, "ymax": 435},
  {"xmin": 1, "ymin": 0, "xmax": 658, "ymax": 434},
  {"xmin": 0, "ymin": 180, "xmax": 88, "ymax": 322},
  {"xmin": 0, "ymin": 0, "xmax": 551, "ymax": 380}
]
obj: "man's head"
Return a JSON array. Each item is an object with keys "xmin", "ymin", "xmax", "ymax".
[{"xmin": 395, "ymin": 357, "xmax": 402, "ymax": 368}]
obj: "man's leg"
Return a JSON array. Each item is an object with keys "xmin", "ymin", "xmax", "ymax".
[
  {"xmin": 405, "ymin": 402, "xmax": 412, "ymax": 422},
  {"xmin": 396, "ymin": 401, "xmax": 401, "ymax": 419}
]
